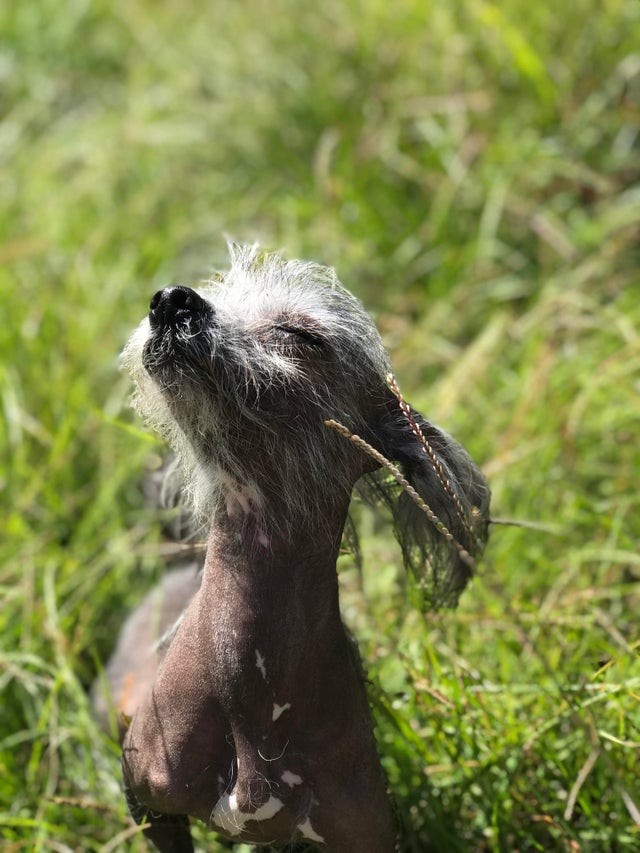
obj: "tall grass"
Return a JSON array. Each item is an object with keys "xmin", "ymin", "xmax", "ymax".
[{"xmin": 1, "ymin": 0, "xmax": 639, "ymax": 850}]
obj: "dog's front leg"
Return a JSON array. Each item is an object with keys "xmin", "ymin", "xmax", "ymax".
[
  {"xmin": 123, "ymin": 774, "xmax": 193, "ymax": 853},
  {"xmin": 121, "ymin": 598, "xmax": 233, "ymax": 849}
]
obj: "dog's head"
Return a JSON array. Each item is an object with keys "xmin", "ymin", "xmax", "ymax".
[
  {"xmin": 122, "ymin": 245, "xmax": 391, "ymax": 520},
  {"xmin": 122, "ymin": 244, "xmax": 490, "ymax": 604}
]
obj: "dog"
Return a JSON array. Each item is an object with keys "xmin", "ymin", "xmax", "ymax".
[{"xmin": 105, "ymin": 245, "xmax": 490, "ymax": 852}]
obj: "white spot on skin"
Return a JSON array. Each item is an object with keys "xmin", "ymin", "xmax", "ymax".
[
  {"xmin": 281, "ymin": 770, "xmax": 303, "ymax": 787},
  {"xmin": 223, "ymin": 478, "xmax": 263, "ymax": 519},
  {"xmin": 272, "ymin": 702, "xmax": 291, "ymax": 721},
  {"xmin": 298, "ymin": 817, "xmax": 325, "ymax": 843},
  {"xmin": 212, "ymin": 792, "xmax": 284, "ymax": 836},
  {"xmin": 255, "ymin": 649, "xmax": 267, "ymax": 680}
]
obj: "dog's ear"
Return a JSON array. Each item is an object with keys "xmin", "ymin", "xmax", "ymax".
[{"xmin": 360, "ymin": 392, "xmax": 490, "ymax": 607}]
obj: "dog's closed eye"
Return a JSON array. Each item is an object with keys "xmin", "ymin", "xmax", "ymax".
[{"xmin": 273, "ymin": 323, "xmax": 326, "ymax": 351}]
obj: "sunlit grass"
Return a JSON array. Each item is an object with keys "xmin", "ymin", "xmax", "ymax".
[{"xmin": 1, "ymin": 0, "xmax": 639, "ymax": 849}]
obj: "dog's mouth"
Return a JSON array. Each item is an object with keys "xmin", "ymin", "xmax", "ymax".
[{"xmin": 143, "ymin": 285, "xmax": 214, "ymax": 377}]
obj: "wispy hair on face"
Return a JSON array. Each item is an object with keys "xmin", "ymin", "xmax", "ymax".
[{"xmin": 122, "ymin": 244, "xmax": 490, "ymax": 606}]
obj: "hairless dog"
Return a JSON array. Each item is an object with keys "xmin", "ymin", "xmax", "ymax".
[{"xmin": 103, "ymin": 245, "xmax": 490, "ymax": 851}]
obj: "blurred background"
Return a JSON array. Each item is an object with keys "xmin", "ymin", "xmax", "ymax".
[{"xmin": 1, "ymin": 1, "xmax": 639, "ymax": 850}]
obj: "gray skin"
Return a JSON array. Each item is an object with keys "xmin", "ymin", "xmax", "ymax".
[{"xmin": 109, "ymin": 247, "xmax": 490, "ymax": 852}]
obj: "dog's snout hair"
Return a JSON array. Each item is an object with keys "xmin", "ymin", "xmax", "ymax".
[{"xmin": 112, "ymin": 244, "xmax": 491, "ymax": 852}]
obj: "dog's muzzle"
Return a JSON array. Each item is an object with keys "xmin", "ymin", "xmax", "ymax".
[{"xmin": 149, "ymin": 286, "xmax": 212, "ymax": 334}]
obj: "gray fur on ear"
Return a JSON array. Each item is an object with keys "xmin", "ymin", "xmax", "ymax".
[{"xmin": 359, "ymin": 393, "xmax": 491, "ymax": 607}]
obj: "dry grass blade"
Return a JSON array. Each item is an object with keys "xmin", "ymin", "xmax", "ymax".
[
  {"xmin": 324, "ymin": 418, "xmax": 476, "ymax": 570},
  {"xmin": 386, "ymin": 373, "xmax": 481, "ymax": 551}
]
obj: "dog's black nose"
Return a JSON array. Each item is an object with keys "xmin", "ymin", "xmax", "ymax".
[{"xmin": 149, "ymin": 286, "xmax": 210, "ymax": 331}]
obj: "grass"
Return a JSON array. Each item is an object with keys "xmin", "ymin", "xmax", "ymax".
[{"xmin": 1, "ymin": 0, "xmax": 639, "ymax": 850}]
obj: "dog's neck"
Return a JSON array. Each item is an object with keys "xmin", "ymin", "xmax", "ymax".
[
  {"xmin": 201, "ymin": 492, "xmax": 351, "ymax": 648},
  {"xmin": 194, "ymin": 491, "xmax": 374, "ymax": 823},
  {"xmin": 198, "ymin": 488, "xmax": 362, "ymax": 726}
]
